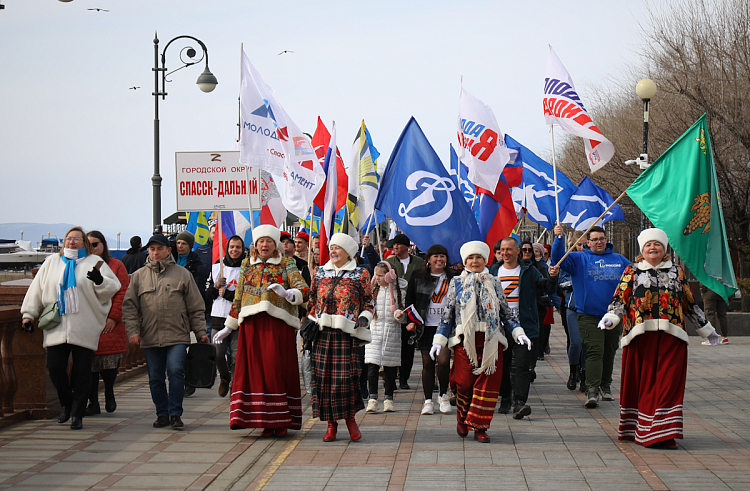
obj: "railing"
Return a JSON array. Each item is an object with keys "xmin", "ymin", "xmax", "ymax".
[{"xmin": 0, "ymin": 295, "xmax": 147, "ymax": 427}]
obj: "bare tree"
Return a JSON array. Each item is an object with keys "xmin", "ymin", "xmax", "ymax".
[{"xmin": 555, "ymin": 0, "xmax": 750, "ymax": 305}]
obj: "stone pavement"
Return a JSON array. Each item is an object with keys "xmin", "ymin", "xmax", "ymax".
[{"xmin": 0, "ymin": 322, "xmax": 748, "ymax": 491}]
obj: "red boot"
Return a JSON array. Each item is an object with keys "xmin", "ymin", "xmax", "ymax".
[
  {"xmin": 345, "ymin": 417, "xmax": 362, "ymax": 441},
  {"xmin": 323, "ymin": 421, "xmax": 338, "ymax": 442},
  {"xmin": 457, "ymin": 422, "xmax": 469, "ymax": 438}
]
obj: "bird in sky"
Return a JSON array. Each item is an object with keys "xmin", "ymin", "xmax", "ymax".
[
  {"xmin": 129, "ymin": 86, "xmax": 140, "ymax": 90},
  {"xmin": 87, "ymin": 8, "xmax": 109, "ymax": 12},
  {"xmin": 278, "ymin": 50, "xmax": 294, "ymax": 55}
]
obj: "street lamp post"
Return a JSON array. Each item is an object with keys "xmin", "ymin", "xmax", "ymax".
[
  {"xmin": 635, "ymin": 78, "xmax": 657, "ymax": 230},
  {"xmin": 152, "ymin": 32, "xmax": 218, "ymax": 234}
]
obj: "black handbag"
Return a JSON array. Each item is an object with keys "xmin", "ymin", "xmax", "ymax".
[
  {"xmin": 185, "ymin": 343, "xmax": 217, "ymax": 389},
  {"xmin": 301, "ymin": 273, "xmax": 344, "ymax": 351}
]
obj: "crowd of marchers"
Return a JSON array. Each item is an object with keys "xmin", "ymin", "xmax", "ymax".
[{"xmin": 20, "ymin": 223, "xmax": 727, "ymax": 449}]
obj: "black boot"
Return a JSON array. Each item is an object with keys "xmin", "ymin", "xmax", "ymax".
[
  {"xmin": 102, "ymin": 368, "xmax": 117, "ymax": 413},
  {"xmin": 566, "ymin": 365, "xmax": 579, "ymax": 391},
  {"xmin": 579, "ymin": 369, "xmax": 587, "ymax": 393},
  {"xmin": 85, "ymin": 375, "xmax": 100, "ymax": 416}
]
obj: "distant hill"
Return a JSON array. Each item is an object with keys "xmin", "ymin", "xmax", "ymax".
[{"xmin": 0, "ymin": 223, "xmax": 143, "ymax": 251}]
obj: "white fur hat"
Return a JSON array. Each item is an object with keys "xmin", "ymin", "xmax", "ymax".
[
  {"xmin": 637, "ymin": 228, "xmax": 668, "ymax": 252},
  {"xmin": 252, "ymin": 225, "xmax": 280, "ymax": 247},
  {"xmin": 460, "ymin": 240, "xmax": 490, "ymax": 263},
  {"xmin": 329, "ymin": 233, "xmax": 358, "ymax": 260}
]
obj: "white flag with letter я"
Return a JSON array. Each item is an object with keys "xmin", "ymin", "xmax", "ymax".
[
  {"xmin": 239, "ymin": 49, "xmax": 324, "ymax": 217},
  {"xmin": 457, "ymin": 87, "xmax": 512, "ymax": 194},
  {"xmin": 543, "ymin": 47, "xmax": 614, "ymax": 172}
]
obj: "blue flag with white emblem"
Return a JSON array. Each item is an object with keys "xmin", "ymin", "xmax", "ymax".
[
  {"xmin": 561, "ymin": 176, "xmax": 625, "ymax": 230},
  {"xmin": 507, "ymin": 135, "xmax": 577, "ymax": 230},
  {"xmin": 375, "ymin": 118, "xmax": 481, "ymax": 262}
]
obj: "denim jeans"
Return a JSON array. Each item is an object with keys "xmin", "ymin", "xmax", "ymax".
[
  {"xmin": 566, "ymin": 308, "xmax": 586, "ymax": 369},
  {"xmin": 144, "ymin": 344, "xmax": 188, "ymax": 417}
]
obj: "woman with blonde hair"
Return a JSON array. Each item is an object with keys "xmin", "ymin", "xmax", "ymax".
[{"xmin": 21, "ymin": 226, "xmax": 121, "ymax": 430}]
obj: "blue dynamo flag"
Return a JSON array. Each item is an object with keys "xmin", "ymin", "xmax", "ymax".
[
  {"xmin": 561, "ymin": 176, "xmax": 625, "ymax": 230},
  {"xmin": 506, "ymin": 135, "xmax": 577, "ymax": 230},
  {"xmin": 375, "ymin": 117, "xmax": 481, "ymax": 262}
]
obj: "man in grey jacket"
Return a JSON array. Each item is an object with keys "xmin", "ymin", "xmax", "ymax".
[{"xmin": 123, "ymin": 234, "xmax": 208, "ymax": 429}]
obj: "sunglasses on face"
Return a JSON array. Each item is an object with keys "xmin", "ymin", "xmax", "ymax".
[
  {"xmin": 90, "ymin": 241, "xmax": 101, "ymax": 247},
  {"xmin": 521, "ymin": 248, "xmax": 533, "ymax": 253}
]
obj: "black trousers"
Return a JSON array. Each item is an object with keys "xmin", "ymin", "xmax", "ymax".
[
  {"xmin": 367, "ymin": 364, "xmax": 397, "ymax": 400},
  {"xmin": 499, "ymin": 337, "xmax": 537, "ymax": 405},
  {"xmin": 47, "ymin": 343, "xmax": 94, "ymax": 419},
  {"xmin": 399, "ymin": 325, "xmax": 415, "ymax": 384}
]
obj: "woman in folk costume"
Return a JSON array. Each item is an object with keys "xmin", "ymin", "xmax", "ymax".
[
  {"xmin": 308, "ymin": 233, "xmax": 374, "ymax": 442},
  {"xmin": 430, "ymin": 241, "xmax": 530, "ymax": 443},
  {"xmin": 212, "ymin": 225, "xmax": 309, "ymax": 436},
  {"xmin": 601, "ymin": 228, "xmax": 721, "ymax": 449}
]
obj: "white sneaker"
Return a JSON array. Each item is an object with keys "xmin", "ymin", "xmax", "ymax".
[
  {"xmin": 383, "ymin": 399, "xmax": 395, "ymax": 412},
  {"xmin": 421, "ymin": 400, "xmax": 434, "ymax": 415},
  {"xmin": 701, "ymin": 339, "xmax": 712, "ymax": 346},
  {"xmin": 366, "ymin": 399, "xmax": 379, "ymax": 413},
  {"xmin": 439, "ymin": 394, "xmax": 451, "ymax": 414}
]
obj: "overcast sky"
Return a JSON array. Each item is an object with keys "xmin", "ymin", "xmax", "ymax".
[{"xmin": 0, "ymin": 0, "xmax": 661, "ymax": 241}]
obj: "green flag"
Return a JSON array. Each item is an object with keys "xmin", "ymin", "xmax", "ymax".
[{"xmin": 627, "ymin": 114, "xmax": 737, "ymax": 303}]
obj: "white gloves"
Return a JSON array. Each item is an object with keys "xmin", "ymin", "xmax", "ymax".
[
  {"xmin": 429, "ymin": 344, "xmax": 441, "ymax": 360},
  {"xmin": 706, "ymin": 330, "xmax": 722, "ymax": 346},
  {"xmin": 268, "ymin": 283, "xmax": 295, "ymax": 302},
  {"xmin": 517, "ymin": 334, "xmax": 532, "ymax": 350},
  {"xmin": 213, "ymin": 327, "xmax": 231, "ymax": 344},
  {"xmin": 598, "ymin": 318, "xmax": 613, "ymax": 330}
]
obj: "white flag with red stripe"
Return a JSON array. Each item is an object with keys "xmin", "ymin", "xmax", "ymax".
[{"xmin": 543, "ymin": 47, "xmax": 614, "ymax": 172}]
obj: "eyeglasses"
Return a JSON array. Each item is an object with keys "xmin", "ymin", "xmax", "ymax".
[
  {"xmin": 64, "ymin": 237, "xmax": 82, "ymax": 243},
  {"xmin": 588, "ymin": 237, "xmax": 606, "ymax": 242},
  {"xmin": 521, "ymin": 248, "xmax": 533, "ymax": 252},
  {"xmin": 90, "ymin": 241, "xmax": 101, "ymax": 247}
]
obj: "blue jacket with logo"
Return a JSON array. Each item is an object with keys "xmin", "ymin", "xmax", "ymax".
[{"xmin": 551, "ymin": 236, "xmax": 628, "ymax": 317}]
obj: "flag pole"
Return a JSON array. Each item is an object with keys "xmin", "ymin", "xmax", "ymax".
[
  {"xmin": 554, "ymin": 189, "xmax": 627, "ymax": 266},
  {"xmin": 361, "ymin": 211, "xmax": 376, "ymax": 257},
  {"xmin": 306, "ymin": 203, "xmax": 314, "ymax": 266},
  {"xmin": 239, "ymin": 43, "xmax": 256, "ymax": 232},
  {"xmin": 375, "ymin": 221, "xmax": 383, "ymax": 258},
  {"xmin": 550, "ymin": 124, "xmax": 561, "ymax": 226},
  {"xmin": 457, "ymin": 76, "xmax": 463, "ymax": 197},
  {"xmin": 217, "ymin": 212, "xmax": 224, "ymax": 278}
]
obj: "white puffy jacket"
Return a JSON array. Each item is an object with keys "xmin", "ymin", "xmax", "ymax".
[{"xmin": 365, "ymin": 278, "xmax": 407, "ymax": 367}]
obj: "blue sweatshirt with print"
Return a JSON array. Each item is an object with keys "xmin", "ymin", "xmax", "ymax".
[{"xmin": 551, "ymin": 236, "xmax": 628, "ymax": 317}]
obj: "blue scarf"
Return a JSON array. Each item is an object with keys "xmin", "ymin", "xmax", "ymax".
[
  {"xmin": 177, "ymin": 253, "xmax": 188, "ymax": 267},
  {"xmin": 60, "ymin": 248, "xmax": 88, "ymax": 314}
]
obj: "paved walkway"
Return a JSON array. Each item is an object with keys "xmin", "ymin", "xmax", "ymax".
[{"xmin": 0, "ymin": 321, "xmax": 749, "ymax": 491}]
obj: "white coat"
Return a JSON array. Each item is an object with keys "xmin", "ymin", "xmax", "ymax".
[
  {"xmin": 21, "ymin": 253, "xmax": 121, "ymax": 351},
  {"xmin": 364, "ymin": 278, "xmax": 407, "ymax": 367}
]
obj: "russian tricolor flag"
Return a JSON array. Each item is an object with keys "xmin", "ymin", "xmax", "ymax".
[{"xmin": 476, "ymin": 150, "xmax": 523, "ymax": 251}]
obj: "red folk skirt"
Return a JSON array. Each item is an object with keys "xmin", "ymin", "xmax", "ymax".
[
  {"xmin": 618, "ymin": 330, "xmax": 687, "ymax": 446},
  {"xmin": 229, "ymin": 312, "xmax": 302, "ymax": 430},
  {"xmin": 450, "ymin": 332, "xmax": 503, "ymax": 431},
  {"xmin": 312, "ymin": 326, "xmax": 364, "ymax": 421}
]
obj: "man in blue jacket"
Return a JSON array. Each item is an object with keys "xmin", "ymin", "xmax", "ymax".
[
  {"xmin": 490, "ymin": 238, "xmax": 558, "ymax": 419},
  {"xmin": 552, "ymin": 224, "xmax": 627, "ymax": 408}
]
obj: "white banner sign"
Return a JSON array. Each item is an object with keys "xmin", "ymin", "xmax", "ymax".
[{"xmin": 175, "ymin": 151, "xmax": 261, "ymax": 211}]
